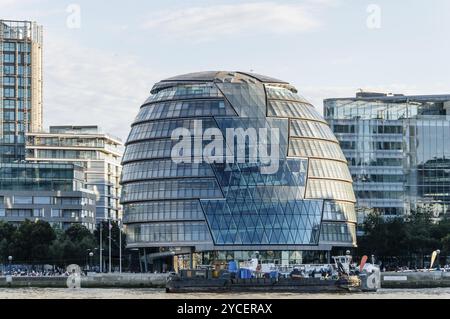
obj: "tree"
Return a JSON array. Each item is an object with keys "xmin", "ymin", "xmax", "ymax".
[
  {"xmin": 404, "ymin": 210, "xmax": 440, "ymax": 263},
  {"xmin": 431, "ymin": 219, "xmax": 450, "ymax": 245},
  {"xmin": 442, "ymin": 234, "xmax": 450, "ymax": 254},
  {"xmin": 358, "ymin": 213, "xmax": 408, "ymax": 258},
  {"xmin": 357, "ymin": 210, "xmax": 450, "ymax": 268},
  {"xmin": 0, "ymin": 222, "xmax": 16, "ymax": 262},
  {"xmin": 1, "ymin": 220, "xmax": 126, "ymax": 269},
  {"xmin": 65, "ymin": 224, "xmax": 94, "ymax": 243},
  {"xmin": 49, "ymin": 224, "xmax": 96, "ymax": 267},
  {"xmin": 12, "ymin": 220, "xmax": 56, "ymax": 264}
]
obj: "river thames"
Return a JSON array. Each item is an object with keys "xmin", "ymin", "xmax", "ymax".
[{"xmin": 0, "ymin": 288, "xmax": 449, "ymax": 299}]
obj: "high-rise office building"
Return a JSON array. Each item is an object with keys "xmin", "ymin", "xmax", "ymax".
[
  {"xmin": 26, "ymin": 126, "xmax": 123, "ymax": 221},
  {"xmin": 121, "ymin": 71, "xmax": 356, "ymax": 271},
  {"xmin": 0, "ymin": 20, "xmax": 43, "ymax": 163},
  {"xmin": 325, "ymin": 92, "xmax": 450, "ymax": 227}
]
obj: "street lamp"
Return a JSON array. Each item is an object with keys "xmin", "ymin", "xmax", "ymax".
[
  {"xmin": 89, "ymin": 252, "xmax": 94, "ymax": 271},
  {"xmin": 8, "ymin": 256, "xmax": 12, "ymax": 275}
]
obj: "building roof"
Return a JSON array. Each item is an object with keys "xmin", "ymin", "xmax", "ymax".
[
  {"xmin": 151, "ymin": 71, "xmax": 293, "ymax": 94},
  {"xmin": 160, "ymin": 71, "xmax": 288, "ymax": 84},
  {"xmin": 325, "ymin": 92, "xmax": 450, "ymax": 103}
]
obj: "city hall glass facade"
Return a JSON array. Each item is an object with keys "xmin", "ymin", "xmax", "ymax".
[
  {"xmin": 121, "ymin": 72, "xmax": 356, "ymax": 269},
  {"xmin": 325, "ymin": 92, "xmax": 450, "ymax": 227}
]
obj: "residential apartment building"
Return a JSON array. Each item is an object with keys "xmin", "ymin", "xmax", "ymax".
[
  {"xmin": 26, "ymin": 126, "xmax": 123, "ymax": 221},
  {"xmin": 0, "ymin": 162, "xmax": 96, "ymax": 230}
]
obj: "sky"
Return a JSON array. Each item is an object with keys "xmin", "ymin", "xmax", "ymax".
[{"xmin": 2, "ymin": 0, "xmax": 450, "ymax": 141}]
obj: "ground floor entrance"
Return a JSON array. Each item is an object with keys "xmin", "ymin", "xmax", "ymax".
[{"xmin": 135, "ymin": 248, "xmax": 354, "ymax": 273}]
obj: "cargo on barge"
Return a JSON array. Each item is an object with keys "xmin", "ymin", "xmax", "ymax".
[{"xmin": 166, "ymin": 255, "xmax": 381, "ymax": 293}]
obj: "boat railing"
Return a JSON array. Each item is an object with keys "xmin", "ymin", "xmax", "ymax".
[
  {"xmin": 195, "ymin": 263, "xmax": 336, "ymax": 273},
  {"xmin": 274, "ymin": 264, "xmax": 335, "ymax": 273}
]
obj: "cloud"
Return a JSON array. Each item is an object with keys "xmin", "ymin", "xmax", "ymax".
[
  {"xmin": 0, "ymin": 0, "xmax": 64, "ymax": 20},
  {"xmin": 142, "ymin": 1, "xmax": 328, "ymax": 42},
  {"xmin": 0, "ymin": 0, "xmax": 22, "ymax": 8},
  {"xmin": 0, "ymin": 0, "xmax": 47, "ymax": 11},
  {"xmin": 43, "ymin": 33, "xmax": 163, "ymax": 141},
  {"xmin": 0, "ymin": 1, "xmax": 150, "ymax": 141}
]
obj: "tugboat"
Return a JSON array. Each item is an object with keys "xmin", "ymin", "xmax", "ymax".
[{"xmin": 166, "ymin": 254, "xmax": 381, "ymax": 293}]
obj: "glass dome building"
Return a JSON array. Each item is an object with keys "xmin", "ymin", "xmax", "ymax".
[{"xmin": 121, "ymin": 71, "xmax": 356, "ymax": 271}]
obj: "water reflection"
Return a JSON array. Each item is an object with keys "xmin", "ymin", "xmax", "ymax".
[{"xmin": 0, "ymin": 288, "xmax": 449, "ymax": 299}]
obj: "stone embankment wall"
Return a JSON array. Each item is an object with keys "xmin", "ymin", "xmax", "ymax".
[
  {"xmin": 381, "ymin": 271, "xmax": 450, "ymax": 288},
  {"xmin": 0, "ymin": 273, "xmax": 169, "ymax": 288}
]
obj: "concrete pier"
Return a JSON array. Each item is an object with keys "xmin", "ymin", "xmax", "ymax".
[
  {"xmin": 381, "ymin": 271, "xmax": 450, "ymax": 288},
  {"xmin": 0, "ymin": 273, "xmax": 169, "ymax": 288}
]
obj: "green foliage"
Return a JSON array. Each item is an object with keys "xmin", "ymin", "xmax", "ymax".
[
  {"xmin": 358, "ymin": 211, "xmax": 450, "ymax": 263},
  {"xmin": 49, "ymin": 224, "xmax": 96, "ymax": 266},
  {"xmin": 441, "ymin": 234, "xmax": 450, "ymax": 253},
  {"xmin": 12, "ymin": 220, "xmax": 56, "ymax": 264},
  {"xmin": 0, "ymin": 220, "xmax": 127, "ymax": 267},
  {"xmin": 0, "ymin": 221, "xmax": 16, "ymax": 260},
  {"xmin": 358, "ymin": 214, "xmax": 408, "ymax": 257}
]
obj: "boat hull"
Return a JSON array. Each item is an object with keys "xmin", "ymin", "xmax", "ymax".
[{"xmin": 166, "ymin": 277, "xmax": 357, "ymax": 294}]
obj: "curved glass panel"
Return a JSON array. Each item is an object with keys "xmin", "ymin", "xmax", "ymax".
[
  {"xmin": 216, "ymin": 82, "xmax": 267, "ymax": 118},
  {"xmin": 322, "ymin": 201, "xmax": 357, "ymax": 223},
  {"xmin": 202, "ymin": 199, "xmax": 323, "ymax": 245},
  {"xmin": 320, "ymin": 222, "xmax": 356, "ymax": 244},
  {"xmin": 127, "ymin": 222, "xmax": 211, "ymax": 243},
  {"xmin": 268, "ymin": 100, "xmax": 325, "ymax": 122},
  {"xmin": 265, "ymin": 85, "xmax": 310, "ymax": 104},
  {"xmin": 308, "ymin": 159, "xmax": 352, "ymax": 181},
  {"xmin": 122, "ymin": 139, "xmax": 173, "ymax": 163},
  {"xmin": 121, "ymin": 160, "xmax": 214, "ymax": 182},
  {"xmin": 211, "ymin": 159, "xmax": 307, "ymax": 200},
  {"xmin": 306, "ymin": 179, "xmax": 356, "ymax": 202},
  {"xmin": 127, "ymin": 118, "xmax": 217, "ymax": 143},
  {"xmin": 145, "ymin": 84, "xmax": 223, "ymax": 103},
  {"xmin": 135, "ymin": 100, "xmax": 234, "ymax": 123},
  {"xmin": 123, "ymin": 200, "xmax": 205, "ymax": 223},
  {"xmin": 123, "ymin": 139, "xmax": 217, "ymax": 163},
  {"xmin": 290, "ymin": 119, "xmax": 337, "ymax": 142},
  {"xmin": 289, "ymin": 138, "xmax": 347, "ymax": 162},
  {"xmin": 122, "ymin": 178, "xmax": 223, "ymax": 202}
]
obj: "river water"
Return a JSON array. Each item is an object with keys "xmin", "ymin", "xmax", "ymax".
[{"xmin": 0, "ymin": 288, "xmax": 449, "ymax": 299}]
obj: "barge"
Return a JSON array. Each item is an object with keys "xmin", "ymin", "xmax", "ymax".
[{"xmin": 166, "ymin": 255, "xmax": 381, "ymax": 293}]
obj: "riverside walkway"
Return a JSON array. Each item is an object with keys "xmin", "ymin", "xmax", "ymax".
[{"xmin": 0, "ymin": 273, "xmax": 169, "ymax": 288}]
